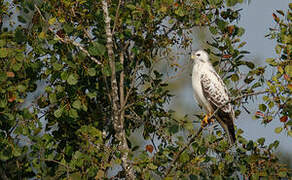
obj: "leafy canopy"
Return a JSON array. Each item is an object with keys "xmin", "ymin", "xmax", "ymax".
[{"xmin": 0, "ymin": 0, "xmax": 291, "ymax": 179}]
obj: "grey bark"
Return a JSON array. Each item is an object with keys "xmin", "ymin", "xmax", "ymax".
[{"xmin": 102, "ymin": 1, "xmax": 135, "ymax": 179}]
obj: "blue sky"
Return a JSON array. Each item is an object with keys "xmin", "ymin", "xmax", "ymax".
[{"xmin": 237, "ymin": 0, "xmax": 291, "ymax": 159}]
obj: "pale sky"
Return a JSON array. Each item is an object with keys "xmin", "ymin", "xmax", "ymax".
[{"xmin": 237, "ymin": 0, "xmax": 291, "ymax": 162}]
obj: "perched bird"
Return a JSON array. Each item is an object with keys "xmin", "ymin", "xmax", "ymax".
[{"xmin": 191, "ymin": 49, "xmax": 236, "ymax": 144}]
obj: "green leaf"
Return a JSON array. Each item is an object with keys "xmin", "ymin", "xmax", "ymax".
[
  {"xmin": 13, "ymin": 147, "xmax": 22, "ymax": 157},
  {"xmin": 88, "ymin": 68, "xmax": 96, "ymax": 76},
  {"xmin": 0, "ymin": 99, "xmax": 7, "ymax": 108},
  {"xmin": 63, "ymin": 24, "xmax": 74, "ymax": 34},
  {"xmin": 0, "ymin": 72, "xmax": 7, "ymax": 82},
  {"xmin": 72, "ymin": 99, "xmax": 81, "ymax": 110},
  {"xmin": 257, "ymin": 137, "xmax": 265, "ymax": 145},
  {"xmin": 286, "ymin": 120, "xmax": 292, "ymax": 126},
  {"xmin": 87, "ymin": 92, "xmax": 97, "ymax": 99},
  {"xmin": 169, "ymin": 124, "xmax": 179, "ymax": 134},
  {"xmin": 179, "ymin": 151, "xmax": 190, "ymax": 163},
  {"xmin": 278, "ymin": 171, "xmax": 287, "ymax": 178},
  {"xmin": 15, "ymin": 29, "xmax": 26, "ymax": 43},
  {"xmin": 285, "ymin": 65, "xmax": 292, "ymax": 77},
  {"xmin": 231, "ymin": 74, "xmax": 239, "ymax": 82},
  {"xmin": 53, "ymin": 62, "xmax": 63, "ymax": 71},
  {"xmin": 48, "ymin": 17, "xmax": 56, "ymax": 25},
  {"xmin": 269, "ymin": 140, "xmax": 280, "ymax": 149},
  {"xmin": 23, "ymin": 108, "xmax": 32, "ymax": 119},
  {"xmin": 69, "ymin": 108, "xmax": 78, "ymax": 118},
  {"xmin": 275, "ymin": 44, "xmax": 281, "ymax": 54},
  {"xmin": 88, "ymin": 42, "xmax": 105, "ymax": 56},
  {"xmin": 226, "ymin": 0, "xmax": 241, "ymax": 6},
  {"xmin": 0, "ymin": 40, "xmax": 6, "ymax": 47},
  {"xmin": 287, "ymin": 131, "xmax": 292, "ymax": 137},
  {"xmin": 54, "ymin": 107, "xmax": 63, "ymax": 118},
  {"xmin": 147, "ymin": 163, "xmax": 157, "ymax": 170},
  {"xmin": 0, "ymin": 48, "xmax": 8, "ymax": 58},
  {"xmin": 174, "ymin": 7, "xmax": 184, "ymax": 17},
  {"xmin": 38, "ymin": 32, "xmax": 46, "ymax": 39},
  {"xmin": 265, "ymin": 58, "xmax": 277, "ymax": 66},
  {"xmin": 258, "ymin": 104, "xmax": 267, "ymax": 112},
  {"xmin": 115, "ymin": 62, "xmax": 123, "ymax": 72},
  {"xmin": 15, "ymin": 53, "xmax": 25, "ymax": 61},
  {"xmin": 209, "ymin": 26, "xmax": 218, "ymax": 35},
  {"xmin": 67, "ymin": 73, "xmax": 78, "ymax": 85},
  {"xmin": 49, "ymin": 93, "xmax": 57, "ymax": 103},
  {"xmin": 237, "ymin": 128, "xmax": 244, "ymax": 135},
  {"xmin": 82, "ymin": 104, "xmax": 88, "ymax": 112},
  {"xmin": 245, "ymin": 61, "xmax": 255, "ymax": 69},
  {"xmin": 274, "ymin": 127, "xmax": 283, "ymax": 134},
  {"xmin": 13, "ymin": 63, "xmax": 22, "ymax": 71},
  {"xmin": 56, "ymin": 85, "xmax": 64, "ymax": 92},
  {"xmin": 216, "ymin": 19, "xmax": 227, "ymax": 31},
  {"xmin": 237, "ymin": 27, "xmax": 245, "ymax": 37},
  {"xmin": 61, "ymin": 71, "xmax": 69, "ymax": 80},
  {"xmin": 69, "ymin": 172, "xmax": 82, "ymax": 180},
  {"xmin": 102, "ymin": 65, "xmax": 111, "ymax": 76},
  {"xmin": 17, "ymin": 84, "xmax": 26, "ymax": 92},
  {"xmin": 0, "ymin": 152, "xmax": 10, "ymax": 161},
  {"xmin": 238, "ymin": 41, "xmax": 246, "ymax": 48},
  {"xmin": 126, "ymin": 4, "xmax": 136, "ymax": 10}
]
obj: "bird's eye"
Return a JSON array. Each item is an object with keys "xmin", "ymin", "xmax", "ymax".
[{"xmin": 196, "ymin": 54, "xmax": 200, "ymax": 57}]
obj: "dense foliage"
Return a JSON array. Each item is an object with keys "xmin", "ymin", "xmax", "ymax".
[{"xmin": 0, "ymin": 0, "xmax": 291, "ymax": 179}]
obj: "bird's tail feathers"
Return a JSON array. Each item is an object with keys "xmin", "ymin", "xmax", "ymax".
[
  {"xmin": 226, "ymin": 124, "xmax": 236, "ymax": 144},
  {"xmin": 216, "ymin": 116, "xmax": 236, "ymax": 145}
]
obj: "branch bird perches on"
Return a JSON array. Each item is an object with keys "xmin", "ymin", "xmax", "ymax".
[{"xmin": 164, "ymin": 90, "xmax": 267, "ymax": 177}]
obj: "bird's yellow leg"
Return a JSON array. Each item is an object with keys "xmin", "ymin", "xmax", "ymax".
[
  {"xmin": 201, "ymin": 113, "xmax": 209, "ymax": 127},
  {"xmin": 203, "ymin": 114, "xmax": 209, "ymax": 124},
  {"xmin": 201, "ymin": 113, "xmax": 213, "ymax": 127}
]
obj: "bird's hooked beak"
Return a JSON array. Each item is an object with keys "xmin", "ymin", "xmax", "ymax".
[{"xmin": 191, "ymin": 51, "xmax": 196, "ymax": 60}]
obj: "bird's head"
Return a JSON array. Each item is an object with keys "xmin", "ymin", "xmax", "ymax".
[{"xmin": 191, "ymin": 50, "xmax": 209, "ymax": 64}]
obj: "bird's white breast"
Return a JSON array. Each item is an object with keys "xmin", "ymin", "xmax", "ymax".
[{"xmin": 192, "ymin": 63, "xmax": 213, "ymax": 113}]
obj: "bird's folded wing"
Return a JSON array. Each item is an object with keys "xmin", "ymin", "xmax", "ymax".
[{"xmin": 200, "ymin": 71, "xmax": 232, "ymax": 113}]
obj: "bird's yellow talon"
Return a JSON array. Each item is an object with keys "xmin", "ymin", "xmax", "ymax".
[
  {"xmin": 203, "ymin": 114, "xmax": 209, "ymax": 124},
  {"xmin": 201, "ymin": 113, "xmax": 213, "ymax": 127},
  {"xmin": 201, "ymin": 114, "xmax": 208, "ymax": 127}
]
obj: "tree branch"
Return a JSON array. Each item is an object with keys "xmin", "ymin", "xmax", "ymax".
[
  {"xmin": 112, "ymin": 0, "xmax": 121, "ymax": 34},
  {"xmin": 120, "ymin": 62, "xmax": 140, "ymax": 113},
  {"xmin": 164, "ymin": 90, "xmax": 268, "ymax": 177},
  {"xmin": 208, "ymin": 90, "xmax": 268, "ymax": 121},
  {"xmin": 101, "ymin": 1, "xmax": 135, "ymax": 179},
  {"xmin": 34, "ymin": 5, "xmax": 102, "ymax": 65}
]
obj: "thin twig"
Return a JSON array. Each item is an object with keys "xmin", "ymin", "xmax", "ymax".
[
  {"xmin": 34, "ymin": 5, "xmax": 102, "ymax": 65},
  {"xmin": 164, "ymin": 90, "xmax": 268, "ymax": 177},
  {"xmin": 112, "ymin": 0, "xmax": 121, "ymax": 34},
  {"xmin": 129, "ymin": 107, "xmax": 143, "ymax": 122}
]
